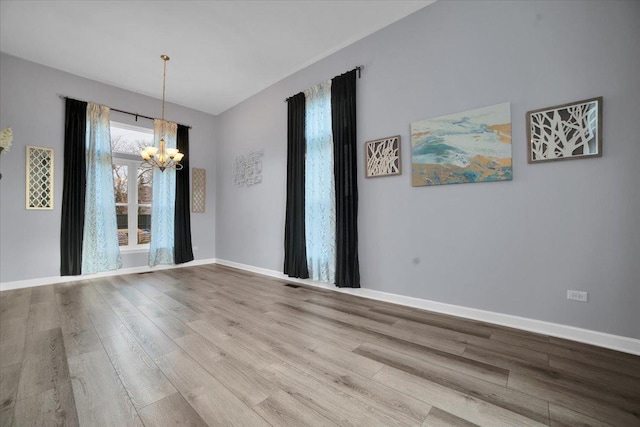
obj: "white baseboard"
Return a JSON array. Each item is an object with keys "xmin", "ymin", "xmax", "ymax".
[
  {"xmin": 3, "ymin": 256, "xmax": 638, "ymax": 355},
  {"xmin": 0, "ymin": 258, "xmax": 217, "ymax": 292},
  {"xmin": 215, "ymin": 258, "xmax": 640, "ymax": 356}
]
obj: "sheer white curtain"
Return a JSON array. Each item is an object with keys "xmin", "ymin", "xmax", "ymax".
[
  {"xmin": 148, "ymin": 119, "xmax": 177, "ymax": 266},
  {"xmin": 304, "ymin": 81, "xmax": 336, "ymax": 283},
  {"xmin": 82, "ymin": 103, "xmax": 122, "ymax": 274}
]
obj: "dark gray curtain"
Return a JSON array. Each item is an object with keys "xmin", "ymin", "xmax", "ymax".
[
  {"xmin": 60, "ymin": 98, "xmax": 87, "ymax": 276},
  {"xmin": 284, "ymin": 92, "xmax": 310, "ymax": 278},
  {"xmin": 331, "ymin": 70, "xmax": 360, "ymax": 288},
  {"xmin": 174, "ymin": 124, "xmax": 194, "ymax": 264}
]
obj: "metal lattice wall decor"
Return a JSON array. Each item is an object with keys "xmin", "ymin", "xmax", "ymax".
[
  {"xmin": 365, "ymin": 135, "xmax": 401, "ymax": 178},
  {"xmin": 26, "ymin": 145, "xmax": 54, "ymax": 210},
  {"xmin": 192, "ymin": 168, "xmax": 206, "ymax": 213},
  {"xmin": 233, "ymin": 149, "xmax": 263, "ymax": 186}
]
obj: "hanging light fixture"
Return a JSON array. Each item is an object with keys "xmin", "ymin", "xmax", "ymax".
[{"xmin": 140, "ymin": 54, "xmax": 184, "ymax": 171}]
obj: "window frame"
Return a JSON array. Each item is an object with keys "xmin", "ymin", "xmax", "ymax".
[{"xmin": 111, "ymin": 122, "xmax": 154, "ymax": 252}]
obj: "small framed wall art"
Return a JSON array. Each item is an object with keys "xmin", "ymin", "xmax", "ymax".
[
  {"xmin": 26, "ymin": 145, "xmax": 54, "ymax": 210},
  {"xmin": 527, "ymin": 97, "xmax": 602, "ymax": 163},
  {"xmin": 365, "ymin": 135, "xmax": 401, "ymax": 178}
]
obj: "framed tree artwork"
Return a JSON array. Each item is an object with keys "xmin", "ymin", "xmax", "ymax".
[{"xmin": 527, "ymin": 97, "xmax": 602, "ymax": 163}]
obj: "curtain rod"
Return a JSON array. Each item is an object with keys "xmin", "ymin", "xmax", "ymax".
[
  {"xmin": 284, "ymin": 65, "xmax": 363, "ymax": 103},
  {"xmin": 58, "ymin": 95, "xmax": 192, "ymax": 129}
]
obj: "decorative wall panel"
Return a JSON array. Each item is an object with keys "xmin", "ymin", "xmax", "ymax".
[
  {"xmin": 26, "ymin": 145, "xmax": 54, "ymax": 210},
  {"xmin": 233, "ymin": 149, "xmax": 263, "ymax": 186},
  {"xmin": 192, "ymin": 168, "xmax": 206, "ymax": 212}
]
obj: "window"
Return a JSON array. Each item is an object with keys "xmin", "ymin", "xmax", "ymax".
[
  {"xmin": 111, "ymin": 122, "xmax": 154, "ymax": 249},
  {"xmin": 304, "ymin": 82, "xmax": 336, "ymax": 283}
]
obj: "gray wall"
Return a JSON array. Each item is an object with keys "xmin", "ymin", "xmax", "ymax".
[
  {"xmin": 0, "ymin": 53, "xmax": 217, "ymax": 283},
  {"xmin": 216, "ymin": 1, "xmax": 640, "ymax": 338}
]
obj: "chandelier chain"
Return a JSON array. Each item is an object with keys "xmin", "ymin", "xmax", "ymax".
[{"xmin": 161, "ymin": 55, "xmax": 168, "ymax": 122}]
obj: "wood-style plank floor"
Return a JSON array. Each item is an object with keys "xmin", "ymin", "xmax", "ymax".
[{"xmin": 1, "ymin": 264, "xmax": 639, "ymax": 426}]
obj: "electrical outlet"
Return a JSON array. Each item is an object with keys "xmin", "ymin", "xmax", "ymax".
[
  {"xmin": 567, "ymin": 290, "xmax": 588, "ymax": 302},
  {"xmin": 193, "ymin": 246, "xmax": 199, "ymax": 251}
]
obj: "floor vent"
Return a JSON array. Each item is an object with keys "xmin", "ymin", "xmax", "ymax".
[
  {"xmin": 137, "ymin": 272, "xmax": 153, "ymax": 275},
  {"xmin": 284, "ymin": 283, "xmax": 300, "ymax": 288}
]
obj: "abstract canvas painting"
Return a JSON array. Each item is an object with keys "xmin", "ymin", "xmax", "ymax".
[
  {"xmin": 527, "ymin": 97, "xmax": 602, "ymax": 163},
  {"xmin": 365, "ymin": 135, "xmax": 401, "ymax": 178},
  {"xmin": 411, "ymin": 103, "xmax": 512, "ymax": 187}
]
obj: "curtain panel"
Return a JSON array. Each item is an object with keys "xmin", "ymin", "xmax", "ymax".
[
  {"xmin": 305, "ymin": 81, "xmax": 337, "ymax": 283},
  {"xmin": 283, "ymin": 92, "xmax": 310, "ymax": 279},
  {"xmin": 174, "ymin": 124, "xmax": 194, "ymax": 264},
  {"xmin": 331, "ymin": 70, "xmax": 360, "ymax": 288},
  {"xmin": 60, "ymin": 99, "xmax": 87, "ymax": 276},
  {"xmin": 149, "ymin": 119, "xmax": 178, "ymax": 266},
  {"xmin": 82, "ymin": 103, "xmax": 122, "ymax": 274},
  {"xmin": 284, "ymin": 69, "xmax": 360, "ymax": 287}
]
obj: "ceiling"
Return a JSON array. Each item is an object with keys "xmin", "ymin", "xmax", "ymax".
[{"xmin": 0, "ymin": 1, "xmax": 433, "ymax": 115}]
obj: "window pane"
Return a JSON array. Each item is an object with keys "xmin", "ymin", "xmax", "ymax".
[
  {"xmin": 111, "ymin": 122, "xmax": 154, "ymax": 155},
  {"xmin": 138, "ymin": 206, "xmax": 151, "ymax": 245},
  {"xmin": 138, "ymin": 166, "xmax": 153, "ymax": 204},
  {"xmin": 116, "ymin": 205, "xmax": 128, "ymax": 246},
  {"xmin": 113, "ymin": 164, "xmax": 128, "ymax": 203}
]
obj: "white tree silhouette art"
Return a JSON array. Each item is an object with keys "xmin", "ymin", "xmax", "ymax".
[
  {"xmin": 366, "ymin": 136, "xmax": 401, "ymax": 177},
  {"xmin": 529, "ymin": 99, "xmax": 600, "ymax": 162}
]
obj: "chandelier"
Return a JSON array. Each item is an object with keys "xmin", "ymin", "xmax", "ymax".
[{"xmin": 140, "ymin": 55, "xmax": 184, "ymax": 171}]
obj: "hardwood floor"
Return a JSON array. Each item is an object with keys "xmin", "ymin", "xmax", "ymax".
[{"xmin": 1, "ymin": 264, "xmax": 639, "ymax": 426}]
